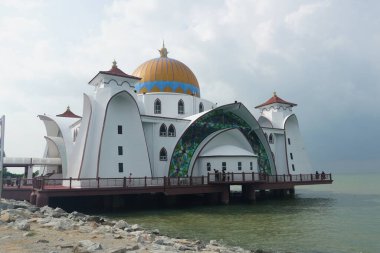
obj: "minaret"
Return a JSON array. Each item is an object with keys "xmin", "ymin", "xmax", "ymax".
[{"xmin": 255, "ymin": 92, "xmax": 297, "ymax": 128}]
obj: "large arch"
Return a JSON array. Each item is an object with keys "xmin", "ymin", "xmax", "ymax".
[
  {"xmin": 168, "ymin": 103, "xmax": 275, "ymax": 177},
  {"xmin": 97, "ymin": 91, "xmax": 152, "ymax": 177}
]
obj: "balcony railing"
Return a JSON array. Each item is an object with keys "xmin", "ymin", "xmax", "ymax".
[{"xmin": 26, "ymin": 172, "xmax": 332, "ymax": 191}]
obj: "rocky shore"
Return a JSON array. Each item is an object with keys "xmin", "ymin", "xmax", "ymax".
[{"xmin": 0, "ymin": 198, "xmax": 266, "ymax": 253}]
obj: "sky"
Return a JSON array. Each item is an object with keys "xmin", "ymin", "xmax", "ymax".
[{"xmin": 0, "ymin": 0, "xmax": 379, "ymax": 174}]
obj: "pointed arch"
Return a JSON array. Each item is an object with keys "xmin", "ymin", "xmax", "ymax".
[
  {"xmin": 160, "ymin": 147, "xmax": 167, "ymax": 161},
  {"xmin": 168, "ymin": 124, "xmax": 176, "ymax": 137},
  {"xmin": 154, "ymin": 98, "xmax": 161, "ymax": 114},
  {"xmin": 159, "ymin": 123, "xmax": 167, "ymax": 137},
  {"xmin": 199, "ymin": 102, "xmax": 204, "ymax": 113},
  {"xmin": 178, "ymin": 99, "xmax": 184, "ymax": 114}
]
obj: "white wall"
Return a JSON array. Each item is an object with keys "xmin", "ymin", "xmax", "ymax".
[
  {"xmin": 98, "ymin": 91, "xmax": 151, "ymax": 178},
  {"xmin": 284, "ymin": 114, "xmax": 312, "ymax": 174},
  {"xmin": 137, "ymin": 93, "xmax": 215, "ymax": 118}
]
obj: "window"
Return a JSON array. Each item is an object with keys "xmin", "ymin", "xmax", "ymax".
[
  {"xmin": 154, "ymin": 99, "xmax": 161, "ymax": 114},
  {"xmin": 160, "ymin": 124, "xmax": 167, "ymax": 136},
  {"xmin": 288, "ymin": 138, "xmax": 291, "ymax": 145},
  {"xmin": 290, "ymin": 153, "xmax": 293, "ymax": 160},
  {"xmin": 118, "ymin": 146, "xmax": 123, "ymax": 156},
  {"xmin": 207, "ymin": 162, "xmax": 211, "ymax": 172},
  {"xmin": 118, "ymin": 125, "xmax": 123, "ymax": 134},
  {"xmin": 269, "ymin": 133, "xmax": 274, "ymax": 144},
  {"xmin": 178, "ymin": 99, "xmax": 184, "ymax": 114},
  {"xmin": 292, "ymin": 164, "xmax": 295, "ymax": 171},
  {"xmin": 250, "ymin": 162, "xmax": 253, "ymax": 171},
  {"xmin": 238, "ymin": 162, "xmax": 242, "ymax": 171},
  {"xmin": 160, "ymin": 148, "xmax": 167, "ymax": 161},
  {"xmin": 118, "ymin": 163, "xmax": 123, "ymax": 173},
  {"xmin": 222, "ymin": 162, "xmax": 226, "ymax": 170},
  {"xmin": 168, "ymin": 124, "xmax": 176, "ymax": 137},
  {"xmin": 199, "ymin": 102, "xmax": 204, "ymax": 113}
]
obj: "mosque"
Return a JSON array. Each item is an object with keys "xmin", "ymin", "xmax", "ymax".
[{"xmin": 38, "ymin": 43, "xmax": 312, "ymax": 188}]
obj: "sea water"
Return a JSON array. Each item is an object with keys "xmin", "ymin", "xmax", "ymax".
[{"xmin": 108, "ymin": 173, "xmax": 380, "ymax": 253}]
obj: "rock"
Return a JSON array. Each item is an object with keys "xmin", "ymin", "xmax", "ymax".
[
  {"xmin": 51, "ymin": 207, "xmax": 67, "ymax": 218},
  {"xmin": 68, "ymin": 211, "xmax": 87, "ymax": 221},
  {"xmin": 86, "ymin": 216, "xmax": 102, "ymax": 223},
  {"xmin": 0, "ymin": 236, "xmax": 11, "ymax": 240},
  {"xmin": 0, "ymin": 212, "xmax": 11, "ymax": 222},
  {"xmin": 113, "ymin": 234, "xmax": 123, "ymax": 239},
  {"xmin": 15, "ymin": 220, "xmax": 30, "ymax": 231},
  {"xmin": 79, "ymin": 225, "xmax": 93, "ymax": 233},
  {"xmin": 125, "ymin": 244, "xmax": 139, "ymax": 251},
  {"xmin": 152, "ymin": 228, "xmax": 160, "ymax": 235},
  {"xmin": 131, "ymin": 224, "xmax": 141, "ymax": 231},
  {"xmin": 74, "ymin": 240, "xmax": 103, "ymax": 253},
  {"xmin": 27, "ymin": 206, "xmax": 40, "ymax": 213},
  {"xmin": 23, "ymin": 231, "xmax": 35, "ymax": 237},
  {"xmin": 36, "ymin": 239, "xmax": 49, "ymax": 243},
  {"xmin": 57, "ymin": 243, "xmax": 74, "ymax": 249},
  {"xmin": 107, "ymin": 247, "xmax": 127, "ymax": 253},
  {"xmin": 54, "ymin": 219, "xmax": 74, "ymax": 230},
  {"xmin": 113, "ymin": 220, "xmax": 129, "ymax": 230},
  {"xmin": 154, "ymin": 238, "xmax": 174, "ymax": 246}
]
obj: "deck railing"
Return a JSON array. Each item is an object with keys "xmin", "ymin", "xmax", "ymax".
[{"xmin": 27, "ymin": 172, "xmax": 332, "ymax": 190}]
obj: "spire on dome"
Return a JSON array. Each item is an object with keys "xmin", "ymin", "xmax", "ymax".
[
  {"xmin": 158, "ymin": 41, "xmax": 168, "ymax": 58},
  {"xmin": 112, "ymin": 59, "xmax": 117, "ymax": 68},
  {"xmin": 56, "ymin": 106, "xmax": 81, "ymax": 118}
]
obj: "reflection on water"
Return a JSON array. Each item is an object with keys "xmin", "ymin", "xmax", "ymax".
[{"xmin": 106, "ymin": 174, "xmax": 380, "ymax": 253}]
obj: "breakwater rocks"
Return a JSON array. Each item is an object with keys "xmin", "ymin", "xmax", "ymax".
[{"xmin": 0, "ymin": 198, "xmax": 266, "ymax": 253}]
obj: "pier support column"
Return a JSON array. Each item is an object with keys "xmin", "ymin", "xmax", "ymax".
[
  {"xmin": 219, "ymin": 186, "xmax": 230, "ymax": 205},
  {"xmin": 242, "ymin": 185, "xmax": 256, "ymax": 202},
  {"xmin": 289, "ymin": 187, "xmax": 295, "ymax": 196},
  {"xmin": 30, "ymin": 191, "xmax": 37, "ymax": 205},
  {"xmin": 36, "ymin": 192, "xmax": 49, "ymax": 207}
]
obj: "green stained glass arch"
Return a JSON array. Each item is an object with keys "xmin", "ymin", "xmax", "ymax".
[{"xmin": 169, "ymin": 108, "xmax": 272, "ymax": 177}]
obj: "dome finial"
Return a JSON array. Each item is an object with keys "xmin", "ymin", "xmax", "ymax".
[
  {"xmin": 273, "ymin": 91, "xmax": 277, "ymax": 97},
  {"xmin": 158, "ymin": 41, "xmax": 168, "ymax": 58},
  {"xmin": 112, "ymin": 59, "xmax": 117, "ymax": 68}
]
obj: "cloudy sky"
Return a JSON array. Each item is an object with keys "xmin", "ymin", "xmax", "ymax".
[{"xmin": 1, "ymin": 0, "xmax": 379, "ymax": 174}]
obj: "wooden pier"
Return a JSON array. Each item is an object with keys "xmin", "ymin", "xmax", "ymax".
[{"xmin": 2, "ymin": 172, "xmax": 333, "ymax": 208}]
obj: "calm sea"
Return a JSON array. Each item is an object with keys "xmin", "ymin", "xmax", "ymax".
[{"xmin": 107, "ymin": 173, "xmax": 380, "ymax": 253}]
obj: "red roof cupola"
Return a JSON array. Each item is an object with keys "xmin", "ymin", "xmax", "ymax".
[
  {"xmin": 255, "ymin": 92, "xmax": 297, "ymax": 109},
  {"xmin": 89, "ymin": 60, "xmax": 141, "ymax": 84},
  {"xmin": 56, "ymin": 106, "xmax": 81, "ymax": 118}
]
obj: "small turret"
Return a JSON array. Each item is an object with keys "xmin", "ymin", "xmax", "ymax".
[{"xmin": 255, "ymin": 92, "xmax": 297, "ymax": 128}]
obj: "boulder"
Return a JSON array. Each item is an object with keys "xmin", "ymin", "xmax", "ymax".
[
  {"xmin": 15, "ymin": 220, "xmax": 30, "ymax": 231},
  {"xmin": 131, "ymin": 224, "xmax": 141, "ymax": 231},
  {"xmin": 74, "ymin": 240, "xmax": 102, "ymax": 253},
  {"xmin": 107, "ymin": 248, "xmax": 127, "ymax": 253},
  {"xmin": 113, "ymin": 220, "xmax": 129, "ymax": 230}
]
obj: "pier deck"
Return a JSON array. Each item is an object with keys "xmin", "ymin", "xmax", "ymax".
[{"xmin": 2, "ymin": 172, "xmax": 333, "ymax": 207}]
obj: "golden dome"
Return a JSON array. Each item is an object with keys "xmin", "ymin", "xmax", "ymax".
[{"xmin": 132, "ymin": 43, "xmax": 200, "ymax": 97}]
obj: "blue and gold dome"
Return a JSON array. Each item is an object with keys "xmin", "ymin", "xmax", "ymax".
[{"xmin": 132, "ymin": 43, "xmax": 200, "ymax": 97}]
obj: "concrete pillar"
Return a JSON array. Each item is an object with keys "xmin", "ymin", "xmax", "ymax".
[
  {"xmin": 27, "ymin": 166, "xmax": 33, "ymax": 179},
  {"xmin": 36, "ymin": 192, "xmax": 49, "ymax": 207},
  {"xmin": 220, "ymin": 186, "xmax": 230, "ymax": 204},
  {"xmin": 242, "ymin": 185, "xmax": 256, "ymax": 202},
  {"xmin": 30, "ymin": 191, "xmax": 37, "ymax": 205},
  {"xmin": 289, "ymin": 187, "xmax": 295, "ymax": 196}
]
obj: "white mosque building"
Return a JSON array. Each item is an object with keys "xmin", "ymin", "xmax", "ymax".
[{"xmin": 38, "ymin": 44, "xmax": 312, "ymax": 187}]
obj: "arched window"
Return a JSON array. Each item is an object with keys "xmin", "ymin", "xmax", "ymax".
[
  {"xmin": 269, "ymin": 133, "xmax": 274, "ymax": 144},
  {"xmin": 168, "ymin": 124, "xmax": 176, "ymax": 137},
  {"xmin": 178, "ymin": 99, "xmax": 184, "ymax": 114},
  {"xmin": 154, "ymin": 99, "xmax": 161, "ymax": 114},
  {"xmin": 199, "ymin": 102, "xmax": 204, "ymax": 113},
  {"xmin": 160, "ymin": 148, "xmax": 167, "ymax": 161},
  {"xmin": 159, "ymin": 123, "xmax": 167, "ymax": 137}
]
